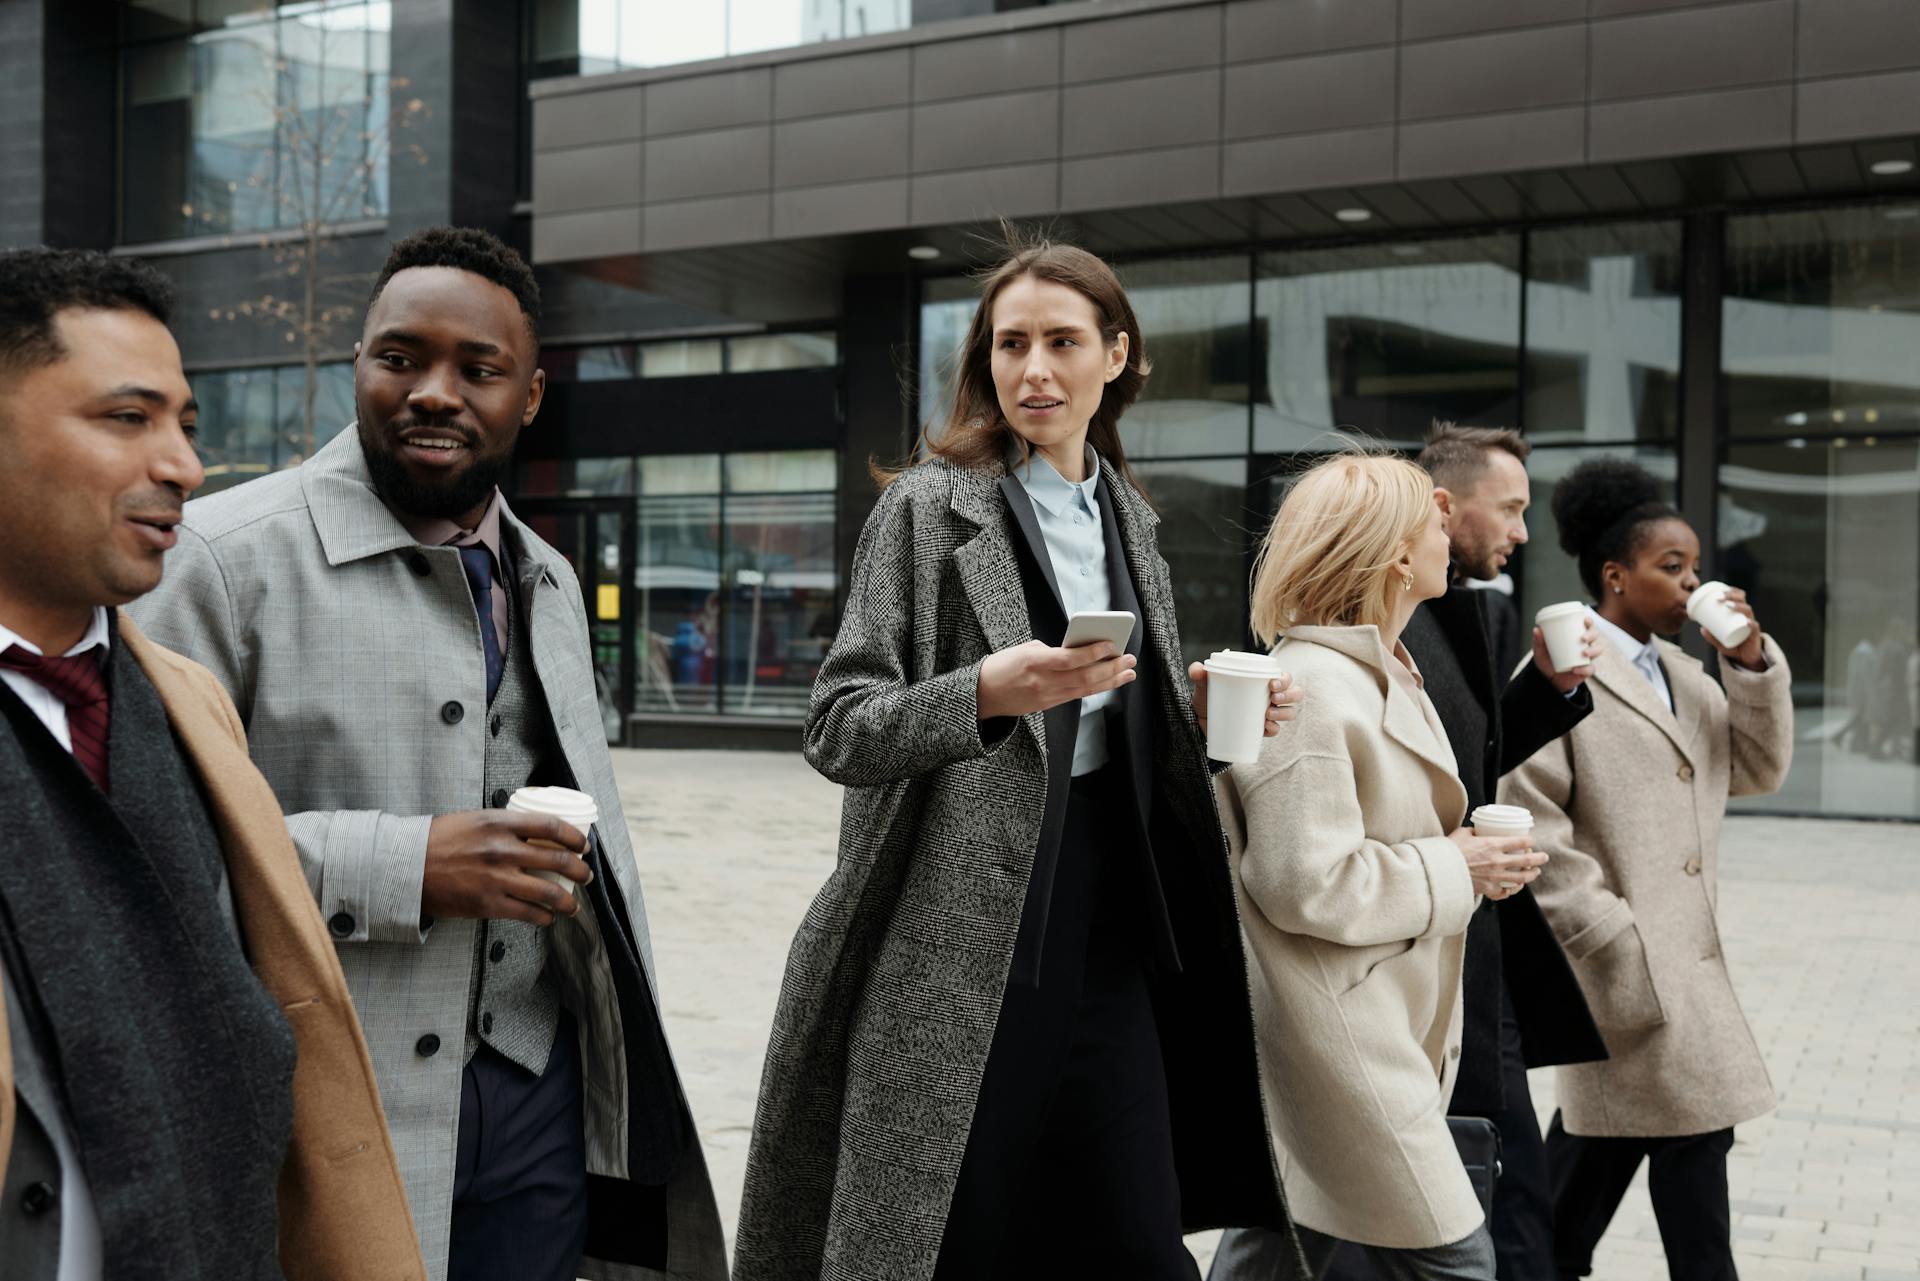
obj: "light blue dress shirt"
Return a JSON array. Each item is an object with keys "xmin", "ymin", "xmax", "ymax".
[
  {"xmin": 1013, "ymin": 443, "xmax": 1115, "ymax": 776},
  {"xmin": 1593, "ymin": 610, "xmax": 1674, "ymax": 714}
]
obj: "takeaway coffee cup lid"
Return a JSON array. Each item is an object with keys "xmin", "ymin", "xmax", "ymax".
[{"xmin": 1204, "ymin": 649, "xmax": 1282, "ymax": 677}]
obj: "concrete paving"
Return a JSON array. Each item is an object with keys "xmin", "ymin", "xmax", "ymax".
[{"xmin": 612, "ymin": 748, "xmax": 1920, "ymax": 1279}]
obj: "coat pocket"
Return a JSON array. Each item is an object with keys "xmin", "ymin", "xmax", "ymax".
[{"xmin": 1564, "ymin": 904, "xmax": 1665, "ymax": 1033}]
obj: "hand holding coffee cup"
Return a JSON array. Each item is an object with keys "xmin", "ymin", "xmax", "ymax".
[
  {"xmin": 1454, "ymin": 804, "xmax": 1547, "ymax": 900},
  {"xmin": 1688, "ymin": 582, "xmax": 1766, "ymax": 668},
  {"xmin": 1189, "ymin": 661, "xmax": 1302, "ymax": 737},
  {"xmin": 421, "ymin": 802, "xmax": 592, "ymax": 927},
  {"xmin": 1200, "ymin": 650, "xmax": 1287, "ymax": 763},
  {"xmin": 507, "ymin": 786, "xmax": 599, "ymax": 903},
  {"xmin": 1530, "ymin": 611, "xmax": 1602, "ymax": 693}
]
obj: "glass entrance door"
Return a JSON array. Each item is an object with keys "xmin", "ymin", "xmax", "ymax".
[{"xmin": 516, "ymin": 497, "xmax": 631, "ymax": 745}]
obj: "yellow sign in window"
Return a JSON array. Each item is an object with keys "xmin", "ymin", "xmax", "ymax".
[{"xmin": 596, "ymin": 584, "xmax": 620, "ymax": 620}]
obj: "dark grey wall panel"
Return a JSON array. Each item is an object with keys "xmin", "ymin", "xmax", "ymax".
[
  {"xmin": 643, "ymin": 127, "xmax": 773, "ymax": 202},
  {"xmin": 1222, "ymin": 126, "xmax": 1393, "ymax": 195},
  {"xmin": 913, "ymin": 28, "xmax": 1060, "ymax": 102},
  {"xmin": 1797, "ymin": 0, "xmax": 1920, "ymax": 79},
  {"xmin": 1062, "ymin": 5, "xmax": 1220, "ymax": 82},
  {"xmin": 773, "ymin": 178, "xmax": 910, "ymax": 237},
  {"xmin": 1062, "ymin": 144, "xmax": 1218, "ymax": 211},
  {"xmin": 773, "ymin": 49, "xmax": 912, "ymax": 119},
  {"xmin": 1397, "ymin": 107, "xmax": 1585, "ymax": 179},
  {"xmin": 1223, "ymin": 0, "xmax": 1397, "ymax": 63},
  {"xmin": 913, "ymin": 90, "xmax": 1061, "ymax": 172},
  {"xmin": 534, "ymin": 85, "xmax": 644, "ymax": 149},
  {"xmin": 531, "ymin": 207, "xmax": 641, "ymax": 261},
  {"xmin": 533, "ymin": 142, "xmax": 643, "ymax": 213},
  {"xmin": 1225, "ymin": 48, "xmax": 1395, "ymax": 140},
  {"xmin": 1797, "ymin": 69, "xmax": 1920, "ymax": 145},
  {"xmin": 1399, "ymin": 0, "xmax": 1585, "ymax": 41},
  {"xmin": 1589, "ymin": 1, "xmax": 1793, "ymax": 100},
  {"xmin": 910, "ymin": 162, "xmax": 1059, "ymax": 223},
  {"xmin": 1062, "ymin": 69, "xmax": 1222, "ymax": 156},
  {"xmin": 1590, "ymin": 85, "xmax": 1793, "ymax": 161},
  {"xmin": 1399, "ymin": 25, "xmax": 1588, "ymax": 119},
  {"xmin": 646, "ymin": 69, "xmax": 771, "ymax": 137},
  {"xmin": 644, "ymin": 194, "xmax": 770, "ymax": 252},
  {"xmin": 774, "ymin": 110, "xmax": 911, "ymax": 188},
  {"xmin": 0, "ymin": 0, "xmax": 47, "ymax": 248}
]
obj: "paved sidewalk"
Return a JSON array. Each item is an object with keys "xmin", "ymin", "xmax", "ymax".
[{"xmin": 613, "ymin": 748, "xmax": 1920, "ymax": 1278}]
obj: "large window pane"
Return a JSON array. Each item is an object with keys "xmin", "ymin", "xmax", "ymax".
[
  {"xmin": 1720, "ymin": 439, "xmax": 1920, "ymax": 819},
  {"xmin": 1256, "ymin": 235, "xmax": 1522, "ymax": 452},
  {"xmin": 1524, "ymin": 222, "xmax": 1683, "ymax": 444},
  {"xmin": 918, "ymin": 277, "xmax": 978, "ymax": 441},
  {"xmin": 193, "ymin": 361, "xmax": 352, "ymax": 494},
  {"xmin": 531, "ymin": 0, "xmax": 910, "ymax": 74},
  {"xmin": 1133, "ymin": 457, "xmax": 1252, "ymax": 662},
  {"xmin": 634, "ymin": 491, "xmax": 721, "ymax": 715},
  {"xmin": 722, "ymin": 490, "xmax": 836, "ymax": 718},
  {"xmin": 725, "ymin": 449, "xmax": 836, "ymax": 493},
  {"xmin": 1120, "ymin": 254, "xmax": 1251, "ymax": 459},
  {"xmin": 728, "ymin": 331, "xmax": 837, "ymax": 372},
  {"xmin": 192, "ymin": 23, "xmax": 278, "ymax": 234},
  {"xmin": 1725, "ymin": 205, "xmax": 1920, "ymax": 440},
  {"xmin": 122, "ymin": 41, "xmax": 195, "ymax": 242}
]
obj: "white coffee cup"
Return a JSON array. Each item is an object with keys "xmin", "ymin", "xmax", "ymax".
[
  {"xmin": 1686, "ymin": 581, "xmax": 1753, "ymax": 649},
  {"xmin": 1203, "ymin": 649, "xmax": 1282, "ymax": 764},
  {"xmin": 1471, "ymin": 803, "xmax": 1534, "ymax": 894},
  {"xmin": 1535, "ymin": 602, "xmax": 1589, "ymax": 673},
  {"xmin": 506, "ymin": 785, "xmax": 597, "ymax": 901}
]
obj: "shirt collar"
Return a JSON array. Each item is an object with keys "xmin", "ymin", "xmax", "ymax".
[
  {"xmin": 393, "ymin": 488, "xmax": 505, "ymax": 566},
  {"xmin": 1591, "ymin": 609, "xmax": 1655, "ymax": 669},
  {"xmin": 1010, "ymin": 442, "xmax": 1100, "ymax": 518},
  {"xmin": 0, "ymin": 607, "xmax": 112, "ymax": 660}
]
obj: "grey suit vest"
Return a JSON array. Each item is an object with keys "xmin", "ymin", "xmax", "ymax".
[
  {"xmin": 466, "ymin": 566, "xmax": 563, "ymax": 1074},
  {"xmin": 1, "ymin": 965, "xmax": 62, "ymax": 1280}
]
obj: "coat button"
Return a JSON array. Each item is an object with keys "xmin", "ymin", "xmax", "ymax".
[
  {"xmin": 328, "ymin": 911, "xmax": 355, "ymax": 938},
  {"xmin": 1684, "ymin": 858, "xmax": 1702, "ymax": 876},
  {"xmin": 407, "ymin": 552, "xmax": 431, "ymax": 578},
  {"xmin": 415, "ymin": 1033, "xmax": 441, "ymax": 1057},
  {"xmin": 1448, "ymin": 1044, "xmax": 1461, "ymax": 1060},
  {"xmin": 490, "ymin": 715, "xmax": 502, "ymax": 738},
  {"xmin": 1677, "ymin": 763, "xmax": 1694, "ymax": 782},
  {"xmin": 491, "ymin": 788, "xmax": 509, "ymax": 808},
  {"xmin": 490, "ymin": 940, "xmax": 506, "ymax": 963},
  {"xmin": 20, "ymin": 1181, "xmax": 55, "ymax": 1215},
  {"xmin": 441, "ymin": 701, "xmax": 464, "ymax": 724},
  {"xmin": 481, "ymin": 1012, "xmax": 494, "ymax": 1035}
]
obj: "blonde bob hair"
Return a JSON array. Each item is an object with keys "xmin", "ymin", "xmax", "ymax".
[{"xmin": 1250, "ymin": 450, "xmax": 1437, "ymax": 646}]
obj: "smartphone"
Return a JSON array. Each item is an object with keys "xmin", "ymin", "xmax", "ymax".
[{"xmin": 1061, "ymin": 610, "xmax": 1136, "ymax": 652}]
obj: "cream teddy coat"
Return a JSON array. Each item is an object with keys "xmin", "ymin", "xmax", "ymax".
[
  {"xmin": 1499, "ymin": 631, "xmax": 1793, "ymax": 1138},
  {"xmin": 1218, "ymin": 624, "xmax": 1484, "ymax": 1251}
]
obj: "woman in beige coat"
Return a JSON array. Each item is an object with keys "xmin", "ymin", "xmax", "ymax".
[
  {"xmin": 1500, "ymin": 458, "xmax": 1792, "ymax": 1281},
  {"xmin": 1208, "ymin": 454, "xmax": 1548, "ymax": 1281}
]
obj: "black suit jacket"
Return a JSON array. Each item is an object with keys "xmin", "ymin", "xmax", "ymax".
[{"xmin": 1402, "ymin": 587, "xmax": 1609, "ymax": 1113}]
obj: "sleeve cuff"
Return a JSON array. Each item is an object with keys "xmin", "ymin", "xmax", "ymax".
[
  {"xmin": 315, "ymin": 811, "xmax": 433, "ymax": 944},
  {"xmin": 1415, "ymin": 835, "xmax": 1478, "ymax": 938}
]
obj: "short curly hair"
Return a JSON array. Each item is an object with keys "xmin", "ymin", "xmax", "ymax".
[
  {"xmin": 1552, "ymin": 457, "xmax": 1682, "ymax": 599},
  {"xmin": 0, "ymin": 247, "xmax": 176, "ymax": 378},
  {"xmin": 369, "ymin": 226, "xmax": 541, "ymax": 345}
]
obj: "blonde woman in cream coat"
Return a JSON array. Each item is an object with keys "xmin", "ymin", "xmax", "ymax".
[{"xmin": 1207, "ymin": 454, "xmax": 1549, "ymax": 1281}]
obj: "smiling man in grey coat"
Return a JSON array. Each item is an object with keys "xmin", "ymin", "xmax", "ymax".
[{"xmin": 130, "ymin": 228, "xmax": 724, "ymax": 1281}]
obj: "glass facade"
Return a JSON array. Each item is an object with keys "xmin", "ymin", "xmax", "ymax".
[
  {"xmin": 190, "ymin": 360, "xmax": 354, "ymax": 493},
  {"xmin": 540, "ymin": 331, "xmax": 836, "ymax": 383},
  {"xmin": 527, "ymin": 0, "xmax": 910, "ymax": 78},
  {"xmin": 916, "ymin": 202, "xmax": 1920, "ymax": 817},
  {"xmin": 120, "ymin": 0, "xmax": 393, "ymax": 243}
]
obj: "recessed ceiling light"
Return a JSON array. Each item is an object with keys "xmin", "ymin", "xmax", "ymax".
[
  {"xmin": 1390, "ymin": 243, "xmax": 1425, "ymax": 257},
  {"xmin": 1870, "ymin": 159, "xmax": 1915, "ymax": 176},
  {"xmin": 907, "ymin": 245, "xmax": 940, "ymax": 260},
  {"xmin": 1334, "ymin": 207, "xmax": 1372, "ymax": 223},
  {"xmin": 1885, "ymin": 206, "xmax": 1920, "ymax": 221}
]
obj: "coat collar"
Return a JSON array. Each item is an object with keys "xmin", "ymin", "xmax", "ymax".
[
  {"xmin": 1279, "ymin": 622, "xmax": 1464, "ymax": 787},
  {"xmin": 1590, "ymin": 632, "xmax": 1706, "ymax": 766}
]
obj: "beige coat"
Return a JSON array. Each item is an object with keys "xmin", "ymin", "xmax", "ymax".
[
  {"xmin": 1499, "ymin": 632, "xmax": 1792, "ymax": 1138},
  {"xmin": 0, "ymin": 618, "xmax": 426, "ymax": 1281},
  {"xmin": 1219, "ymin": 625, "xmax": 1481, "ymax": 1250}
]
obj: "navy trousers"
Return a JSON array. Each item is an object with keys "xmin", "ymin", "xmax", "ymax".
[{"xmin": 448, "ymin": 1011, "xmax": 590, "ymax": 1281}]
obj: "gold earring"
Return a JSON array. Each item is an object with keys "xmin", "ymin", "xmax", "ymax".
[{"xmin": 1402, "ymin": 571, "xmax": 1414, "ymax": 592}]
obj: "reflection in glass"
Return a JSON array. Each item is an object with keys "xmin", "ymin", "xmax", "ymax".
[
  {"xmin": 1524, "ymin": 222, "xmax": 1682, "ymax": 443},
  {"xmin": 1724, "ymin": 205, "xmax": 1920, "ymax": 440},
  {"xmin": 728, "ymin": 331, "xmax": 838, "ymax": 372},
  {"xmin": 1120, "ymin": 255, "xmax": 1252, "ymax": 459},
  {"xmin": 517, "ymin": 457, "xmax": 636, "ymax": 497},
  {"xmin": 192, "ymin": 361, "xmax": 353, "ymax": 494},
  {"xmin": 723, "ymin": 489, "xmax": 836, "ymax": 718},
  {"xmin": 635, "ymin": 488, "xmax": 722, "ymax": 715},
  {"xmin": 918, "ymin": 278, "xmax": 978, "ymax": 441},
  {"xmin": 641, "ymin": 339, "xmax": 723, "ymax": 377},
  {"xmin": 1132, "ymin": 458, "xmax": 1251, "ymax": 663},
  {"xmin": 1256, "ymin": 235, "xmax": 1522, "ymax": 452},
  {"xmin": 1720, "ymin": 439, "xmax": 1920, "ymax": 819},
  {"xmin": 530, "ymin": 0, "xmax": 910, "ymax": 75}
]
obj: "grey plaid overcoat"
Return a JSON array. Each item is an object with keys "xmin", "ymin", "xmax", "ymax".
[
  {"xmin": 733, "ymin": 456, "xmax": 1290, "ymax": 1281},
  {"xmin": 130, "ymin": 429, "xmax": 726, "ymax": 1281}
]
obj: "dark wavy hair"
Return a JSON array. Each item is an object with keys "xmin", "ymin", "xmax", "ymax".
[
  {"xmin": 369, "ymin": 226, "xmax": 541, "ymax": 345},
  {"xmin": 0, "ymin": 247, "xmax": 175, "ymax": 377},
  {"xmin": 883, "ymin": 229, "xmax": 1150, "ymax": 491},
  {"xmin": 1552, "ymin": 457, "xmax": 1683, "ymax": 599}
]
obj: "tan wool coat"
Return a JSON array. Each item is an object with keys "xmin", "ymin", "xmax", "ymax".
[
  {"xmin": 1218, "ymin": 624, "xmax": 1483, "ymax": 1250},
  {"xmin": 0, "ymin": 617, "xmax": 425, "ymax": 1281},
  {"xmin": 1499, "ymin": 632, "xmax": 1793, "ymax": 1138}
]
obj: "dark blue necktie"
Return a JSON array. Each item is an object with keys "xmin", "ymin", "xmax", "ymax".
[{"xmin": 457, "ymin": 545, "xmax": 503, "ymax": 703}]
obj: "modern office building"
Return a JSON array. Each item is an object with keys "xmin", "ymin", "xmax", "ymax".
[{"xmin": 5, "ymin": 0, "xmax": 1918, "ymax": 819}]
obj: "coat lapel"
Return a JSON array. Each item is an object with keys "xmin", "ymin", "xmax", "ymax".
[
  {"xmin": 1591, "ymin": 642, "xmax": 1699, "ymax": 765},
  {"xmin": 949, "ymin": 464, "xmax": 1034, "ymax": 660},
  {"xmin": 1654, "ymin": 639, "xmax": 1709, "ymax": 765}
]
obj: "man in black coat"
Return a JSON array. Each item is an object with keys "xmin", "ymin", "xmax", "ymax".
[{"xmin": 1325, "ymin": 424, "xmax": 1610, "ymax": 1281}]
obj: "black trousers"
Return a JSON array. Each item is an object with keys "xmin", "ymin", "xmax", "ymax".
[
  {"xmin": 1323, "ymin": 989, "xmax": 1552, "ymax": 1281},
  {"xmin": 933, "ymin": 769, "xmax": 1196, "ymax": 1281},
  {"xmin": 449, "ymin": 1012, "xmax": 591, "ymax": 1281},
  {"xmin": 1545, "ymin": 1112, "xmax": 1736, "ymax": 1281}
]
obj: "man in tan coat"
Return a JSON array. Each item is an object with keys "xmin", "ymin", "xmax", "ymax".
[{"xmin": 0, "ymin": 247, "xmax": 422, "ymax": 1280}]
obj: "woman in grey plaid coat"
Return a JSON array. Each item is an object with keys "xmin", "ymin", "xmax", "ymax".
[{"xmin": 733, "ymin": 240, "xmax": 1299, "ymax": 1281}]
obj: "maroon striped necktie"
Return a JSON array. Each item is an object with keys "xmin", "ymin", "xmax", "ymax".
[{"xmin": 1, "ymin": 644, "xmax": 111, "ymax": 792}]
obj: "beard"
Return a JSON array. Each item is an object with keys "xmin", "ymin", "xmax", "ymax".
[{"xmin": 358, "ymin": 418, "xmax": 515, "ymax": 520}]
